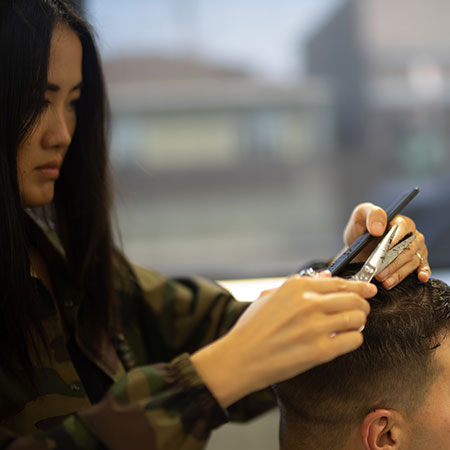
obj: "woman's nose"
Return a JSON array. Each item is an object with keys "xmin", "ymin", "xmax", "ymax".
[{"xmin": 42, "ymin": 108, "xmax": 74, "ymax": 150}]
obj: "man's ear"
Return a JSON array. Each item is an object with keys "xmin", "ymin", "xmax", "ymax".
[{"xmin": 360, "ymin": 409, "xmax": 406, "ymax": 450}]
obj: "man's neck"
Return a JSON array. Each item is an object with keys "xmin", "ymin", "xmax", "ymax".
[{"xmin": 280, "ymin": 426, "xmax": 360, "ymax": 450}]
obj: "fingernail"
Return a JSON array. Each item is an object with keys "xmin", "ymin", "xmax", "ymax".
[
  {"xmin": 384, "ymin": 276, "xmax": 396, "ymax": 289},
  {"xmin": 377, "ymin": 268, "xmax": 390, "ymax": 281},
  {"xmin": 372, "ymin": 221, "xmax": 385, "ymax": 235},
  {"xmin": 421, "ymin": 270, "xmax": 430, "ymax": 281}
]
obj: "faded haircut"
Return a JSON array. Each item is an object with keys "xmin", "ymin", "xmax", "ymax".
[{"xmin": 273, "ymin": 264, "xmax": 450, "ymax": 450}]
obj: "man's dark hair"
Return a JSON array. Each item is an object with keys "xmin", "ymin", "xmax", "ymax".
[{"xmin": 273, "ymin": 264, "xmax": 450, "ymax": 450}]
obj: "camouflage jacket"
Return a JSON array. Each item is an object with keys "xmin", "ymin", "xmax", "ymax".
[{"xmin": 0, "ymin": 218, "xmax": 275, "ymax": 449}]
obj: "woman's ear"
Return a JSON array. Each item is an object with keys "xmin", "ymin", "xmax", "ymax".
[{"xmin": 360, "ymin": 409, "xmax": 405, "ymax": 450}]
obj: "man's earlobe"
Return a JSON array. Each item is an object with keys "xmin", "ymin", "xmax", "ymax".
[{"xmin": 361, "ymin": 410, "xmax": 403, "ymax": 449}]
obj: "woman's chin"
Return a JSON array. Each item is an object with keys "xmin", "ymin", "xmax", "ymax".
[{"xmin": 21, "ymin": 187, "xmax": 55, "ymax": 208}]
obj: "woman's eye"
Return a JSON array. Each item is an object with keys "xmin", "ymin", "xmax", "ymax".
[
  {"xmin": 38, "ymin": 99, "xmax": 51, "ymax": 112},
  {"xmin": 69, "ymin": 98, "xmax": 80, "ymax": 110}
]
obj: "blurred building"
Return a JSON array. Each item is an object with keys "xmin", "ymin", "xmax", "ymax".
[
  {"xmin": 306, "ymin": 0, "xmax": 450, "ymax": 168},
  {"xmin": 306, "ymin": 0, "xmax": 450, "ymax": 267},
  {"xmin": 100, "ymin": 55, "xmax": 343, "ymax": 278},
  {"xmin": 104, "ymin": 55, "xmax": 334, "ymax": 173}
]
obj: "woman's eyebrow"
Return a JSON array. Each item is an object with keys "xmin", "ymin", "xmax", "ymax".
[{"xmin": 46, "ymin": 81, "xmax": 83, "ymax": 92}]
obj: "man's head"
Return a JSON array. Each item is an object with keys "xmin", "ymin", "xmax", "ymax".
[{"xmin": 273, "ymin": 265, "xmax": 450, "ymax": 450}]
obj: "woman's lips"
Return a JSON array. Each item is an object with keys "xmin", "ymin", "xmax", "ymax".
[{"xmin": 35, "ymin": 163, "xmax": 61, "ymax": 179}]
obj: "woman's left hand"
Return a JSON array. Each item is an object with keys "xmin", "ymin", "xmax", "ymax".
[{"xmin": 343, "ymin": 202, "xmax": 430, "ymax": 289}]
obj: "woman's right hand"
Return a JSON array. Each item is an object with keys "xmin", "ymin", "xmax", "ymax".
[{"xmin": 191, "ymin": 275, "xmax": 376, "ymax": 408}]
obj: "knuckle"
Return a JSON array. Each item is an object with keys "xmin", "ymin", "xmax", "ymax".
[
  {"xmin": 416, "ymin": 231, "xmax": 425, "ymax": 242},
  {"xmin": 307, "ymin": 295, "xmax": 326, "ymax": 313},
  {"xmin": 347, "ymin": 292, "xmax": 362, "ymax": 303},
  {"xmin": 301, "ymin": 290, "xmax": 314, "ymax": 301},
  {"xmin": 301, "ymin": 293, "xmax": 316, "ymax": 307},
  {"xmin": 354, "ymin": 202, "xmax": 371, "ymax": 214},
  {"xmin": 354, "ymin": 310, "xmax": 367, "ymax": 324},
  {"xmin": 404, "ymin": 215, "xmax": 414, "ymax": 227},
  {"xmin": 401, "ymin": 215, "xmax": 413, "ymax": 225},
  {"xmin": 285, "ymin": 275, "xmax": 306, "ymax": 291},
  {"xmin": 301, "ymin": 277, "xmax": 320, "ymax": 290},
  {"xmin": 334, "ymin": 278, "xmax": 348, "ymax": 290},
  {"xmin": 286, "ymin": 274, "xmax": 301, "ymax": 285},
  {"xmin": 391, "ymin": 215, "xmax": 405, "ymax": 226},
  {"xmin": 297, "ymin": 294, "xmax": 318, "ymax": 315}
]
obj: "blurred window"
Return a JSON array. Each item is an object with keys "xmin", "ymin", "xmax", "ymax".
[{"xmin": 86, "ymin": 0, "xmax": 450, "ymax": 278}]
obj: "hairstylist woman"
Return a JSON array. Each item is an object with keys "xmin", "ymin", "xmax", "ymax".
[{"xmin": 0, "ymin": 1, "xmax": 430, "ymax": 449}]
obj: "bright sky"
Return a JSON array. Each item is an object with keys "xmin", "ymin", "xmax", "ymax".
[{"xmin": 86, "ymin": 0, "xmax": 346, "ymax": 80}]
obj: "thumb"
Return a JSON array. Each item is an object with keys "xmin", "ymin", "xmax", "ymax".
[{"xmin": 364, "ymin": 204, "xmax": 387, "ymax": 237}]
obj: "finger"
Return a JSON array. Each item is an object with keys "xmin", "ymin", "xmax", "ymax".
[
  {"xmin": 376, "ymin": 231, "xmax": 429, "ymax": 286},
  {"xmin": 324, "ymin": 310, "xmax": 367, "ymax": 334},
  {"xmin": 377, "ymin": 247, "xmax": 427, "ymax": 283},
  {"xmin": 379, "ymin": 243, "xmax": 429, "ymax": 289},
  {"xmin": 413, "ymin": 236, "xmax": 431, "ymax": 283},
  {"xmin": 365, "ymin": 205, "xmax": 388, "ymax": 237},
  {"xmin": 311, "ymin": 292, "xmax": 371, "ymax": 316},
  {"xmin": 409, "ymin": 232, "xmax": 432, "ymax": 282},
  {"xmin": 344, "ymin": 203, "xmax": 387, "ymax": 246},
  {"xmin": 357, "ymin": 213, "xmax": 415, "ymax": 263},
  {"xmin": 382, "ymin": 252, "xmax": 431, "ymax": 288},
  {"xmin": 285, "ymin": 275, "xmax": 377, "ymax": 298},
  {"xmin": 376, "ymin": 238, "xmax": 423, "ymax": 281},
  {"xmin": 319, "ymin": 331, "xmax": 364, "ymax": 365},
  {"xmin": 389, "ymin": 215, "xmax": 416, "ymax": 246},
  {"xmin": 417, "ymin": 263, "xmax": 432, "ymax": 283},
  {"xmin": 318, "ymin": 270, "xmax": 332, "ymax": 278},
  {"xmin": 380, "ymin": 259, "xmax": 416, "ymax": 289}
]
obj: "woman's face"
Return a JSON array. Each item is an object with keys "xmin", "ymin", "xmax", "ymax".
[{"xmin": 17, "ymin": 22, "xmax": 83, "ymax": 208}]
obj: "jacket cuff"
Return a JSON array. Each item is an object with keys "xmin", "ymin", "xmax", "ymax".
[{"xmin": 172, "ymin": 353, "xmax": 229, "ymax": 429}]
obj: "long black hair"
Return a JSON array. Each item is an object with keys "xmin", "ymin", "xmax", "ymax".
[{"xmin": 0, "ymin": 0, "xmax": 119, "ymax": 375}]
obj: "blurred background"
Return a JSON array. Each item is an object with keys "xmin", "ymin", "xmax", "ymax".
[
  {"xmin": 72, "ymin": 0, "xmax": 450, "ymax": 280},
  {"xmin": 73, "ymin": 0, "xmax": 450, "ymax": 447}
]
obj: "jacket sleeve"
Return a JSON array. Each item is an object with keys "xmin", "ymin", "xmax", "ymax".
[
  {"xmin": 0, "ymin": 263, "xmax": 275, "ymax": 449},
  {"xmin": 124, "ymin": 263, "xmax": 276, "ymax": 423},
  {"xmin": 1, "ymin": 354, "xmax": 228, "ymax": 450}
]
